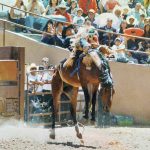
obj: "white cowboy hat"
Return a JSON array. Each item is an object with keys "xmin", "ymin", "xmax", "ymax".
[
  {"xmin": 58, "ymin": 3, "xmax": 67, "ymax": 9},
  {"xmin": 42, "ymin": 57, "xmax": 49, "ymax": 62},
  {"xmin": 29, "ymin": 63, "xmax": 37, "ymax": 70},
  {"xmin": 77, "ymin": 8, "xmax": 83, "ymax": 13}
]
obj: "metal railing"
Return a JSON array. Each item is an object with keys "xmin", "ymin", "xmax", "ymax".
[
  {"xmin": 0, "ymin": 2, "xmax": 150, "ymax": 41},
  {"xmin": 0, "ymin": 2, "xmax": 150, "ymax": 57}
]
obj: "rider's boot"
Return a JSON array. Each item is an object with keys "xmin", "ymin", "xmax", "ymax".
[{"xmin": 98, "ymin": 64, "xmax": 113, "ymax": 87}]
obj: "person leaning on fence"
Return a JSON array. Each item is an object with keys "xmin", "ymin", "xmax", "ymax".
[
  {"xmin": 39, "ymin": 57, "xmax": 53, "ymax": 111},
  {"xmin": 142, "ymin": 24, "xmax": 150, "ymax": 63},
  {"xmin": 41, "ymin": 20, "xmax": 55, "ymax": 44},
  {"xmin": 98, "ymin": 18, "xmax": 117, "ymax": 47},
  {"xmin": 28, "ymin": 63, "xmax": 43, "ymax": 93},
  {"xmin": 25, "ymin": 0, "xmax": 46, "ymax": 31},
  {"xmin": 62, "ymin": 24, "xmax": 75, "ymax": 51},
  {"xmin": 50, "ymin": 22, "xmax": 64, "ymax": 47},
  {"xmin": 126, "ymin": 31, "xmax": 142, "ymax": 64},
  {"xmin": 111, "ymin": 37, "xmax": 129, "ymax": 63},
  {"xmin": 9, "ymin": 0, "xmax": 27, "ymax": 32},
  {"xmin": 55, "ymin": 3, "xmax": 72, "ymax": 24}
]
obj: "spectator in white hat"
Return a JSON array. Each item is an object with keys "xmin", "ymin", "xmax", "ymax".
[
  {"xmin": 73, "ymin": 8, "xmax": 85, "ymax": 27},
  {"xmin": 27, "ymin": 63, "xmax": 42, "ymax": 93},
  {"xmin": 55, "ymin": 2, "xmax": 72, "ymax": 23},
  {"xmin": 111, "ymin": 38, "xmax": 128, "ymax": 63}
]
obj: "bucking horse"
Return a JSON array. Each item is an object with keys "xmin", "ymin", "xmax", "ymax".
[{"xmin": 50, "ymin": 38, "xmax": 115, "ymax": 141}]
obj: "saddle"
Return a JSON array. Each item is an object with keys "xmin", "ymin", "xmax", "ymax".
[{"xmin": 63, "ymin": 49, "xmax": 93, "ymax": 68}]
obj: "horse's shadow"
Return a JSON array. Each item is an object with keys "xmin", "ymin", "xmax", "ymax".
[{"xmin": 47, "ymin": 141, "xmax": 98, "ymax": 149}]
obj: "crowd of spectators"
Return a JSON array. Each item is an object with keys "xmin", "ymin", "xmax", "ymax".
[
  {"xmin": 27, "ymin": 57, "xmax": 54, "ymax": 113},
  {"xmin": 0, "ymin": 0, "xmax": 150, "ymax": 64}
]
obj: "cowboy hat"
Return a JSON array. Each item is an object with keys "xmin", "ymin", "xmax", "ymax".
[
  {"xmin": 77, "ymin": 8, "xmax": 83, "ymax": 13},
  {"xmin": 29, "ymin": 63, "xmax": 37, "ymax": 70},
  {"xmin": 62, "ymin": 25, "xmax": 74, "ymax": 38},
  {"xmin": 42, "ymin": 57, "xmax": 49, "ymax": 62},
  {"xmin": 58, "ymin": 3, "xmax": 67, "ymax": 9},
  {"xmin": 88, "ymin": 9, "xmax": 95, "ymax": 14},
  {"xmin": 124, "ymin": 28, "xmax": 144, "ymax": 36},
  {"xmin": 114, "ymin": 37, "xmax": 122, "ymax": 42}
]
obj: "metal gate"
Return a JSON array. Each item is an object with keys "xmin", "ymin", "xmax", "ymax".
[
  {"xmin": 25, "ymin": 70, "xmax": 84, "ymax": 127},
  {"xmin": 0, "ymin": 47, "xmax": 25, "ymax": 119}
]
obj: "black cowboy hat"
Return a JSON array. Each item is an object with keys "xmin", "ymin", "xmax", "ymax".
[{"xmin": 62, "ymin": 25, "xmax": 74, "ymax": 39}]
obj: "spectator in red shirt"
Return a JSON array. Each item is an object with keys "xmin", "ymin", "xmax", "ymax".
[
  {"xmin": 55, "ymin": 3, "xmax": 72, "ymax": 24},
  {"xmin": 78, "ymin": 0, "xmax": 98, "ymax": 16},
  {"xmin": 106, "ymin": 0, "xmax": 120, "ymax": 12}
]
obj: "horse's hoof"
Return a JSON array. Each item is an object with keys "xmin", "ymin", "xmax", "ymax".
[
  {"xmin": 49, "ymin": 134, "xmax": 55, "ymax": 139},
  {"xmin": 80, "ymin": 117, "xmax": 89, "ymax": 125},
  {"xmin": 83, "ymin": 115, "xmax": 89, "ymax": 120},
  {"xmin": 90, "ymin": 117, "xmax": 96, "ymax": 122},
  {"xmin": 80, "ymin": 139, "xmax": 84, "ymax": 145},
  {"xmin": 76, "ymin": 133, "xmax": 82, "ymax": 139},
  {"xmin": 90, "ymin": 120, "xmax": 95, "ymax": 125}
]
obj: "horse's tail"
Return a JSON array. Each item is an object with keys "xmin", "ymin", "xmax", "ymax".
[{"xmin": 87, "ymin": 83, "xmax": 93, "ymax": 112}]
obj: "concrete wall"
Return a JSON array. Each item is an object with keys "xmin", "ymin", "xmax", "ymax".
[
  {"xmin": 110, "ymin": 62, "xmax": 150, "ymax": 124},
  {"xmin": 0, "ymin": 30, "xmax": 69, "ymax": 65},
  {"xmin": 0, "ymin": 31, "xmax": 150, "ymax": 124}
]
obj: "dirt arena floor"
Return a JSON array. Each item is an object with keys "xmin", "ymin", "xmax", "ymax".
[{"xmin": 0, "ymin": 120, "xmax": 150, "ymax": 150}]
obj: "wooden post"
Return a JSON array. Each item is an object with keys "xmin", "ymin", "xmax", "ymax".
[
  {"xmin": 3, "ymin": 21, "xmax": 5, "ymax": 46},
  {"xmin": 18, "ymin": 47, "xmax": 25, "ymax": 120}
]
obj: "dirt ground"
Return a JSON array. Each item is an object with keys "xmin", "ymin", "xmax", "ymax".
[{"xmin": 0, "ymin": 120, "xmax": 150, "ymax": 150}]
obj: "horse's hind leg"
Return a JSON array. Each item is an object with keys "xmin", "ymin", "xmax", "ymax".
[
  {"xmin": 82, "ymin": 87, "xmax": 90, "ymax": 120},
  {"xmin": 50, "ymin": 70, "xmax": 63, "ymax": 139},
  {"xmin": 91, "ymin": 85, "xmax": 99, "ymax": 122}
]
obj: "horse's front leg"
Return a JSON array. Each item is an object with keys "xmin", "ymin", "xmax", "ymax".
[
  {"xmin": 69, "ymin": 87, "xmax": 83, "ymax": 140},
  {"xmin": 50, "ymin": 100, "xmax": 56, "ymax": 139},
  {"xmin": 50, "ymin": 70, "xmax": 63, "ymax": 139}
]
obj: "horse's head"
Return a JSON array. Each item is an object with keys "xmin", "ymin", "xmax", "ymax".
[{"xmin": 99, "ymin": 86, "xmax": 115, "ymax": 112}]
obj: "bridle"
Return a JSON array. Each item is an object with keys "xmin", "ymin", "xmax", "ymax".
[{"xmin": 100, "ymin": 86, "xmax": 113, "ymax": 110}]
